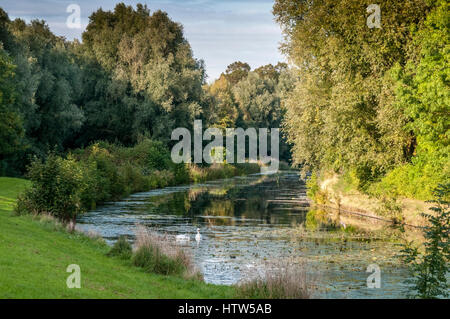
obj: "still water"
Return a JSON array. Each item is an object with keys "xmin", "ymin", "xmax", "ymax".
[{"xmin": 78, "ymin": 171, "xmax": 412, "ymax": 298}]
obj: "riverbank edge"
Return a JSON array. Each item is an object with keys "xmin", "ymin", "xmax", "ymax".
[
  {"xmin": 309, "ymin": 174, "xmax": 432, "ymax": 228},
  {"xmin": 0, "ymin": 177, "xmax": 237, "ymax": 298}
]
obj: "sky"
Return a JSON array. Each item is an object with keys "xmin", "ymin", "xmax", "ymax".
[{"xmin": 1, "ymin": 0, "xmax": 286, "ymax": 81}]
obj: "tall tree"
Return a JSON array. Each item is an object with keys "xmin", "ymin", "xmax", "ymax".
[
  {"xmin": 0, "ymin": 46, "xmax": 23, "ymax": 166},
  {"xmin": 274, "ymin": 0, "xmax": 431, "ymax": 185},
  {"xmin": 225, "ymin": 61, "xmax": 251, "ymax": 85},
  {"xmin": 81, "ymin": 3, "xmax": 206, "ymax": 143}
]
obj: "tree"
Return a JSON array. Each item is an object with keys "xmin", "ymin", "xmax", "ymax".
[
  {"xmin": 225, "ymin": 61, "xmax": 251, "ymax": 85},
  {"xmin": 81, "ymin": 4, "xmax": 206, "ymax": 143},
  {"xmin": 385, "ymin": 0, "xmax": 449, "ymax": 197},
  {"xmin": 6, "ymin": 18, "xmax": 84, "ymax": 156},
  {"xmin": 274, "ymin": 0, "xmax": 431, "ymax": 188},
  {"xmin": 254, "ymin": 62, "xmax": 288, "ymax": 82},
  {"xmin": 0, "ymin": 46, "xmax": 24, "ymax": 164},
  {"xmin": 233, "ymin": 72, "xmax": 279, "ymax": 128}
]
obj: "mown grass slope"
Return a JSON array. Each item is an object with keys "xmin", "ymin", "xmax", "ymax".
[{"xmin": 0, "ymin": 177, "xmax": 235, "ymax": 298}]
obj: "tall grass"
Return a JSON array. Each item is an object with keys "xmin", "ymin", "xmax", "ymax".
[
  {"xmin": 132, "ymin": 226, "xmax": 202, "ymax": 279},
  {"xmin": 236, "ymin": 260, "xmax": 315, "ymax": 299},
  {"xmin": 108, "ymin": 235, "xmax": 132, "ymax": 259}
]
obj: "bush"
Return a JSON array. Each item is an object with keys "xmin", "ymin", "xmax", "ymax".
[
  {"xmin": 400, "ymin": 183, "xmax": 449, "ymax": 298},
  {"xmin": 306, "ymin": 172, "xmax": 328, "ymax": 204},
  {"xmin": 108, "ymin": 236, "xmax": 133, "ymax": 259},
  {"xmin": 172, "ymin": 163, "xmax": 190, "ymax": 185},
  {"xmin": 370, "ymin": 150, "xmax": 449, "ymax": 200},
  {"xmin": 376, "ymin": 195, "xmax": 404, "ymax": 224},
  {"xmin": 16, "ymin": 154, "xmax": 90, "ymax": 223}
]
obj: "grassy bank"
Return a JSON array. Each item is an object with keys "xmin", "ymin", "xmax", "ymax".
[{"xmin": 0, "ymin": 177, "xmax": 235, "ymax": 298}]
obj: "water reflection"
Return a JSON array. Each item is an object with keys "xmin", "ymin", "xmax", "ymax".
[{"xmin": 78, "ymin": 171, "xmax": 411, "ymax": 298}]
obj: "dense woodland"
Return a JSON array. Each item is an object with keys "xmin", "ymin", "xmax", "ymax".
[
  {"xmin": 0, "ymin": 0, "xmax": 448, "ymax": 204},
  {"xmin": 0, "ymin": 3, "xmax": 292, "ymax": 175},
  {"xmin": 275, "ymin": 0, "xmax": 448, "ymax": 199}
]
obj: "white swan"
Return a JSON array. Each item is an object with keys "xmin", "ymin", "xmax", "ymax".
[
  {"xmin": 176, "ymin": 234, "xmax": 190, "ymax": 242},
  {"xmin": 195, "ymin": 228, "xmax": 201, "ymax": 242}
]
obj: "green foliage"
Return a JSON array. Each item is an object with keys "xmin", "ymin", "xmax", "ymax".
[
  {"xmin": 81, "ymin": 3, "xmax": 206, "ymax": 143},
  {"xmin": 224, "ymin": 61, "xmax": 251, "ymax": 85},
  {"xmin": 9, "ymin": 19, "xmax": 84, "ymax": 155},
  {"xmin": 376, "ymin": 196, "xmax": 404, "ymax": 224},
  {"xmin": 108, "ymin": 236, "xmax": 133, "ymax": 259},
  {"xmin": 16, "ymin": 139, "xmax": 259, "ymax": 222},
  {"xmin": 16, "ymin": 153, "xmax": 89, "ymax": 222},
  {"xmin": 0, "ymin": 4, "xmax": 208, "ymax": 174},
  {"xmin": 206, "ymin": 62, "xmax": 295, "ymax": 162},
  {"xmin": 275, "ymin": 0, "xmax": 447, "ymax": 199},
  {"xmin": 306, "ymin": 172, "xmax": 320, "ymax": 199},
  {"xmin": 275, "ymin": 0, "xmax": 428, "ymax": 175},
  {"xmin": 393, "ymin": 0, "xmax": 449, "ymax": 152},
  {"xmin": 233, "ymin": 72, "xmax": 280, "ymax": 128},
  {"xmin": 400, "ymin": 183, "xmax": 450, "ymax": 298},
  {"xmin": 371, "ymin": 149, "xmax": 449, "ymax": 200},
  {"xmin": 0, "ymin": 46, "xmax": 24, "ymax": 165},
  {"xmin": 306, "ymin": 172, "xmax": 328, "ymax": 204},
  {"xmin": 0, "ymin": 4, "xmax": 295, "ymax": 177},
  {"xmin": 74, "ymin": 139, "xmax": 178, "ymax": 201},
  {"xmin": 378, "ymin": 0, "xmax": 450, "ymax": 200}
]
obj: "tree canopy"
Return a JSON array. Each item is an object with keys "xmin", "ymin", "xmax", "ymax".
[{"xmin": 274, "ymin": 0, "xmax": 448, "ymax": 197}]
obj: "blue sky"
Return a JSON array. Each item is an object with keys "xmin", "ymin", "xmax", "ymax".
[{"xmin": 1, "ymin": 0, "xmax": 285, "ymax": 81}]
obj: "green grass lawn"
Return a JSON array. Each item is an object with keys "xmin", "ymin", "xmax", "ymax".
[{"xmin": 0, "ymin": 177, "xmax": 235, "ymax": 298}]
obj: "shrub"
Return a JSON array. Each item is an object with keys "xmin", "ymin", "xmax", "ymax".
[
  {"xmin": 400, "ymin": 183, "xmax": 449, "ymax": 298},
  {"xmin": 84, "ymin": 144, "xmax": 123, "ymax": 202},
  {"xmin": 306, "ymin": 172, "xmax": 328, "ymax": 204},
  {"xmin": 16, "ymin": 154, "xmax": 90, "ymax": 223},
  {"xmin": 376, "ymin": 195, "xmax": 404, "ymax": 224},
  {"xmin": 371, "ymin": 150, "xmax": 449, "ymax": 200},
  {"xmin": 108, "ymin": 235, "xmax": 132, "ymax": 259},
  {"xmin": 172, "ymin": 163, "xmax": 190, "ymax": 185}
]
